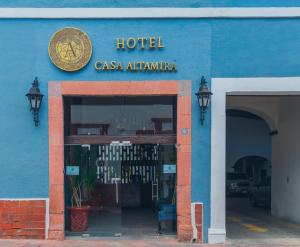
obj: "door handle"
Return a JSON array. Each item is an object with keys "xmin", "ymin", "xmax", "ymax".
[
  {"xmin": 152, "ymin": 179, "xmax": 158, "ymax": 201},
  {"xmin": 112, "ymin": 178, "xmax": 121, "ymax": 204}
]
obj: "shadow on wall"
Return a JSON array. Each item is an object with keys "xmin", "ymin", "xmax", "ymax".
[{"xmin": 226, "ymin": 109, "xmax": 272, "ymax": 174}]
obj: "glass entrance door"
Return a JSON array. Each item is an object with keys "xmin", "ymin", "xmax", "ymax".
[
  {"xmin": 63, "ymin": 95, "xmax": 177, "ymax": 237},
  {"xmin": 156, "ymin": 145, "xmax": 177, "ymax": 233},
  {"xmin": 94, "ymin": 143, "xmax": 159, "ymax": 236},
  {"xmin": 64, "ymin": 144, "xmax": 122, "ymax": 237},
  {"xmin": 64, "ymin": 143, "xmax": 177, "ymax": 237}
]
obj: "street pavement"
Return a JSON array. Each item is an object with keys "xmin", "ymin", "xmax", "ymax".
[
  {"xmin": 226, "ymin": 197, "xmax": 300, "ymax": 246},
  {"xmin": 0, "ymin": 237, "xmax": 298, "ymax": 246}
]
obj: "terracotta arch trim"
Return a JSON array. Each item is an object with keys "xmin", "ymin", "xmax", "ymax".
[{"xmin": 48, "ymin": 80, "xmax": 193, "ymax": 241}]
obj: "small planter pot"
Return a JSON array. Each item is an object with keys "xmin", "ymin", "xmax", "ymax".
[{"xmin": 68, "ymin": 206, "xmax": 90, "ymax": 232}]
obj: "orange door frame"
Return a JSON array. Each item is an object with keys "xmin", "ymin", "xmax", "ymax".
[{"xmin": 48, "ymin": 80, "xmax": 192, "ymax": 241}]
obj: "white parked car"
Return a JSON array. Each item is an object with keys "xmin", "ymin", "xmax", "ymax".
[{"xmin": 226, "ymin": 173, "xmax": 250, "ymax": 196}]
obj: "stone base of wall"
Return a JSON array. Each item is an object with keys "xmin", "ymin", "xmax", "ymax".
[
  {"xmin": 178, "ymin": 225, "xmax": 193, "ymax": 242},
  {"xmin": 0, "ymin": 200, "xmax": 46, "ymax": 239}
]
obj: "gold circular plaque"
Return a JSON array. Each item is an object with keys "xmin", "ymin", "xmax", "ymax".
[{"xmin": 48, "ymin": 27, "xmax": 92, "ymax": 72}]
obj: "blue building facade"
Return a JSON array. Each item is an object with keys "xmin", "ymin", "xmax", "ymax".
[{"xmin": 1, "ymin": 1, "xmax": 300, "ymax": 243}]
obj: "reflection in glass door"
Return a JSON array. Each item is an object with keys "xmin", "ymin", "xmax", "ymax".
[
  {"xmin": 64, "ymin": 144, "xmax": 122, "ymax": 237},
  {"xmin": 64, "ymin": 96, "xmax": 177, "ymax": 137},
  {"xmin": 157, "ymin": 145, "xmax": 177, "ymax": 233},
  {"xmin": 63, "ymin": 95, "xmax": 177, "ymax": 238},
  {"xmin": 64, "ymin": 143, "xmax": 177, "ymax": 237}
]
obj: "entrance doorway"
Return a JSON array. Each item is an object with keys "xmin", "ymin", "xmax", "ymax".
[
  {"xmin": 225, "ymin": 96, "xmax": 300, "ymax": 245},
  {"xmin": 63, "ymin": 95, "xmax": 177, "ymax": 237},
  {"xmin": 64, "ymin": 144, "xmax": 177, "ymax": 237},
  {"xmin": 210, "ymin": 77, "xmax": 300, "ymax": 244},
  {"xmin": 48, "ymin": 80, "xmax": 192, "ymax": 241}
]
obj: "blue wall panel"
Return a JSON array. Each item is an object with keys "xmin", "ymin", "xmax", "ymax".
[
  {"xmin": 0, "ymin": 20, "xmax": 211, "ymax": 241},
  {"xmin": 2, "ymin": 15, "xmax": 300, "ymax": 242},
  {"xmin": 212, "ymin": 19, "xmax": 300, "ymax": 77},
  {"xmin": 0, "ymin": 19, "xmax": 201, "ymax": 193}
]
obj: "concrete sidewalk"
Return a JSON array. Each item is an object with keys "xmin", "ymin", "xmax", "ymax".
[
  {"xmin": 0, "ymin": 239, "xmax": 295, "ymax": 247},
  {"xmin": 0, "ymin": 238, "xmax": 211, "ymax": 247}
]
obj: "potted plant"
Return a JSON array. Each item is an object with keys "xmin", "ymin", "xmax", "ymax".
[
  {"xmin": 82, "ymin": 166, "xmax": 102, "ymax": 212},
  {"xmin": 68, "ymin": 176, "xmax": 90, "ymax": 232}
]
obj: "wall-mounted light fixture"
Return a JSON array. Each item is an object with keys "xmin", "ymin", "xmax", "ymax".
[
  {"xmin": 26, "ymin": 77, "xmax": 44, "ymax": 127},
  {"xmin": 195, "ymin": 76, "xmax": 212, "ymax": 125}
]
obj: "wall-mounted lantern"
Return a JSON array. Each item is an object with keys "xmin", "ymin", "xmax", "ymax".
[
  {"xmin": 195, "ymin": 76, "xmax": 212, "ymax": 125},
  {"xmin": 26, "ymin": 77, "xmax": 44, "ymax": 127}
]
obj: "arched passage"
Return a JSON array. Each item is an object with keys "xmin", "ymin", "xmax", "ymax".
[
  {"xmin": 210, "ymin": 77, "xmax": 300, "ymax": 245},
  {"xmin": 233, "ymin": 156, "xmax": 271, "ymax": 180},
  {"xmin": 226, "ymin": 109, "xmax": 272, "ymax": 176},
  {"xmin": 226, "ymin": 106, "xmax": 277, "ymax": 132},
  {"xmin": 225, "ymin": 108, "xmax": 273, "ymax": 241}
]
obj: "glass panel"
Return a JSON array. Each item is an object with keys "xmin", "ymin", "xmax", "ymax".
[
  {"xmin": 64, "ymin": 143, "xmax": 177, "ymax": 237},
  {"xmin": 30, "ymin": 98, "xmax": 35, "ymax": 109},
  {"xmin": 157, "ymin": 144, "xmax": 177, "ymax": 234},
  {"xmin": 95, "ymin": 144, "xmax": 158, "ymax": 236},
  {"xmin": 36, "ymin": 97, "xmax": 42, "ymax": 109},
  {"xmin": 89, "ymin": 144, "xmax": 122, "ymax": 237},
  {"xmin": 64, "ymin": 96, "xmax": 177, "ymax": 136},
  {"xmin": 64, "ymin": 144, "xmax": 122, "ymax": 237}
]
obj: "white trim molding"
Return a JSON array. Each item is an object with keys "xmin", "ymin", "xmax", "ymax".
[
  {"xmin": 209, "ymin": 77, "xmax": 300, "ymax": 244},
  {"xmin": 45, "ymin": 198, "xmax": 50, "ymax": 240},
  {"xmin": 1, "ymin": 7, "xmax": 300, "ymax": 18}
]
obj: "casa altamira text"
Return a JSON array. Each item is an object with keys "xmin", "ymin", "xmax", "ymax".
[
  {"xmin": 94, "ymin": 60, "xmax": 177, "ymax": 72},
  {"xmin": 94, "ymin": 36, "xmax": 177, "ymax": 72}
]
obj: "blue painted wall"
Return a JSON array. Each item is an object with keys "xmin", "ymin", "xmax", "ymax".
[
  {"xmin": 212, "ymin": 19, "xmax": 300, "ymax": 77},
  {"xmin": 2, "ymin": 15, "xmax": 300, "ymax": 242},
  {"xmin": 0, "ymin": 19, "xmax": 211, "ymax": 240},
  {"xmin": 1, "ymin": 0, "xmax": 300, "ymax": 7}
]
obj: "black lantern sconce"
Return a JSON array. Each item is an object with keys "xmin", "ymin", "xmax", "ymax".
[
  {"xmin": 195, "ymin": 76, "xmax": 212, "ymax": 125},
  {"xmin": 26, "ymin": 77, "xmax": 44, "ymax": 127}
]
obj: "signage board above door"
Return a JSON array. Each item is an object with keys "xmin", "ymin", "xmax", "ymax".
[
  {"xmin": 48, "ymin": 28, "xmax": 177, "ymax": 73},
  {"xmin": 116, "ymin": 37, "xmax": 164, "ymax": 50},
  {"xmin": 48, "ymin": 27, "xmax": 92, "ymax": 72},
  {"xmin": 95, "ymin": 36, "xmax": 177, "ymax": 72}
]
